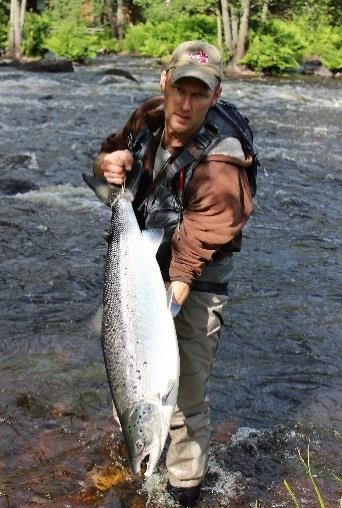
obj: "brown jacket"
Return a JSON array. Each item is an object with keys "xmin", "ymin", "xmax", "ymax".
[{"xmin": 99, "ymin": 96, "xmax": 253, "ymax": 284}]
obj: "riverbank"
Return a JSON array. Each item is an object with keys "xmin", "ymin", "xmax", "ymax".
[{"xmin": 1, "ymin": 51, "xmax": 341, "ymax": 80}]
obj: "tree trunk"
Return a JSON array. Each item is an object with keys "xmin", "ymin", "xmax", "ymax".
[
  {"xmin": 116, "ymin": 0, "xmax": 124, "ymax": 40},
  {"xmin": 235, "ymin": 0, "xmax": 250, "ymax": 61},
  {"xmin": 8, "ymin": 0, "xmax": 26, "ymax": 60},
  {"xmin": 105, "ymin": 0, "xmax": 116, "ymax": 38},
  {"xmin": 220, "ymin": 0, "xmax": 233, "ymax": 55},
  {"xmin": 20, "ymin": 0, "xmax": 27, "ymax": 32},
  {"xmin": 230, "ymin": 4, "xmax": 238, "ymax": 53},
  {"xmin": 261, "ymin": 1, "xmax": 268, "ymax": 22},
  {"xmin": 216, "ymin": 8, "xmax": 222, "ymax": 51}
]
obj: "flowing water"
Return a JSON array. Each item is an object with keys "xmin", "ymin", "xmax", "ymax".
[{"xmin": 0, "ymin": 56, "xmax": 341, "ymax": 507}]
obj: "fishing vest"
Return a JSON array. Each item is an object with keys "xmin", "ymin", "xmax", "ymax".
[{"xmin": 127, "ymin": 100, "xmax": 258, "ymax": 282}]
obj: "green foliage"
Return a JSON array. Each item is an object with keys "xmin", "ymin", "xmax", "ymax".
[
  {"xmin": 241, "ymin": 18, "xmax": 305, "ymax": 72},
  {"xmin": 133, "ymin": 0, "xmax": 217, "ymax": 22},
  {"xmin": 242, "ymin": 7, "xmax": 342, "ymax": 73},
  {"xmin": 22, "ymin": 11, "xmax": 51, "ymax": 57},
  {"xmin": 44, "ymin": 20, "xmax": 100, "ymax": 61},
  {"xmin": 123, "ymin": 14, "xmax": 217, "ymax": 59},
  {"xmin": 96, "ymin": 28, "xmax": 120, "ymax": 54},
  {"xmin": 46, "ymin": 0, "xmax": 84, "ymax": 23},
  {"xmin": 293, "ymin": 9, "xmax": 342, "ymax": 70},
  {"xmin": 0, "ymin": 4, "xmax": 9, "ymax": 51}
]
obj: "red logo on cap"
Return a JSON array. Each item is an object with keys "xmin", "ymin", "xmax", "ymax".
[{"xmin": 188, "ymin": 50, "xmax": 209, "ymax": 65}]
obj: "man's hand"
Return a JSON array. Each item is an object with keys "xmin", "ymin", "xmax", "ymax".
[
  {"xmin": 166, "ymin": 281, "xmax": 190, "ymax": 306},
  {"xmin": 93, "ymin": 150, "xmax": 133, "ymax": 185}
]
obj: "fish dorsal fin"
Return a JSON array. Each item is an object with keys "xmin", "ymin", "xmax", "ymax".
[
  {"xmin": 82, "ymin": 173, "xmax": 121, "ymax": 207},
  {"xmin": 142, "ymin": 229, "xmax": 164, "ymax": 256}
]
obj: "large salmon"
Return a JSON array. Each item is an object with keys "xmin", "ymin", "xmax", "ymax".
[{"xmin": 83, "ymin": 174, "xmax": 179, "ymax": 477}]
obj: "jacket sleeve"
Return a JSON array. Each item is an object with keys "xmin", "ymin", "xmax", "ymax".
[{"xmin": 169, "ymin": 157, "xmax": 253, "ymax": 284}]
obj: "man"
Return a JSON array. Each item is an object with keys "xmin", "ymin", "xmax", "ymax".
[{"xmin": 93, "ymin": 40, "xmax": 253, "ymax": 507}]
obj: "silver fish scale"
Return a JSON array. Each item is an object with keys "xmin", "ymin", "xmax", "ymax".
[{"xmin": 102, "ymin": 194, "xmax": 178, "ymax": 421}]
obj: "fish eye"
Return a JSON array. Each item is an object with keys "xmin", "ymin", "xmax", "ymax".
[{"xmin": 136, "ymin": 439, "xmax": 144, "ymax": 451}]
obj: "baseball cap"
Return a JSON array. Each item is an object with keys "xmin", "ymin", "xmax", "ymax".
[{"xmin": 166, "ymin": 40, "xmax": 222, "ymax": 91}]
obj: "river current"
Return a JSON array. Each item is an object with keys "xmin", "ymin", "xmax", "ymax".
[{"xmin": 0, "ymin": 56, "xmax": 341, "ymax": 507}]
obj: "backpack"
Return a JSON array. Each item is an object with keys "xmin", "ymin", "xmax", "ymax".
[{"xmin": 213, "ymin": 99, "xmax": 259, "ymax": 197}]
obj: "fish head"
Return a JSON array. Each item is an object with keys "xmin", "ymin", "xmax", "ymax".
[{"xmin": 122, "ymin": 402, "xmax": 165, "ymax": 477}]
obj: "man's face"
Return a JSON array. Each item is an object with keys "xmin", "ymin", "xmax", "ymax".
[{"xmin": 160, "ymin": 71, "xmax": 221, "ymax": 147}]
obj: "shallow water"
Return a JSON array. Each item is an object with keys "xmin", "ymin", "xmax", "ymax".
[{"xmin": 0, "ymin": 57, "xmax": 341, "ymax": 507}]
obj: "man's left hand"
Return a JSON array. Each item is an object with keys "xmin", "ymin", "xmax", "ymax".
[{"xmin": 166, "ymin": 281, "xmax": 190, "ymax": 306}]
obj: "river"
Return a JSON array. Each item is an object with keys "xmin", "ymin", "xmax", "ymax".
[{"xmin": 0, "ymin": 56, "xmax": 341, "ymax": 507}]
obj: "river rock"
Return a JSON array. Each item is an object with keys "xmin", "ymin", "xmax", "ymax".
[
  {"xmin": 299, "ymin": 57, "xmax": 333, "ymax": 77},
  {"xmin": 314, "ymin": 66, "xmax": 333, "ymax": 77},
  {"xmin": 20, "ymin": 57, "xmax": 74, "ymax": 73},
  {"xmin": 0, "ymin": 57, "xmax": 74, "ymax": 72},
  {"xmin": 0, "ymin": 178, "xmax": 39, "ymax": 195}
]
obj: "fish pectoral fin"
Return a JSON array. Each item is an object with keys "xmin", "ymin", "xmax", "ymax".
[
  {"xmin": 162, "ymin": 381, "xmax": 176, "ymax": 406},
  {"xmin": 82, "ymin": 173, "xmax": 120, "ymax": 207},
  {"xmin": 142, "ymin": 229, "xmax": 164, "ymax": 256}
]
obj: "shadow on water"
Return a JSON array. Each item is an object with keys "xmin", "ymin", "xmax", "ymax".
[{"xmin": 0, "ymin": 58, "xmax": 341, "ymax": 506}]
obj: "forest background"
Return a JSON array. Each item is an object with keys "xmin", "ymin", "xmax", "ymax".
[{"xmin": 1, "ymin": 0, "xmax": 341, "ymax": 74}]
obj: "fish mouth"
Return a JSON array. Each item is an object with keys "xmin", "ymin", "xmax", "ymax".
[{"xmin": 131, "ymin": 444, "xmax": 160, "ymax": 477}]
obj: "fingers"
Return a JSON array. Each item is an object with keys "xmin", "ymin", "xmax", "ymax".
[{"xmin": 101, "ymin": 149, "xmax": 134, "ymax": 185}]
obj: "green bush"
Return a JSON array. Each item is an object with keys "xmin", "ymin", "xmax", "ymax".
[
  {"xmin": 123, "ymin": 14, "xmax": 217, "ymax": 59},
  {"xmin": 0, "ymin": 5, "xmax": 9, "ymax": 52},
  {"xmin": 315, "ymin": 25, "xmax": 342, "ymax": 70},
  {"xmin": 22, "ymin": 11, "xmax": 51, "ymax": 57},
  {"xmin": 294, "ymin": 13, "xmax": 342, "ymax": 70},
  {"xmin": 44, "ymin": 20, "xmax": 100, "ymax": 61},
  {"xmin": 133, "ymin": 0, "xmax": 217, "ymax": 23},
  {"xmin": 97, "ymin": 28, "xmax": 120, "ymax": 54},
  {"xmin": 242, "ymin": 18, "xmax": 306, "ymax": 72}
]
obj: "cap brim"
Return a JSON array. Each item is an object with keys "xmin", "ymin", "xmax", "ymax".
[{"xmin": 170, "ymin": 65, "xmax": 218, "ymax": 91}]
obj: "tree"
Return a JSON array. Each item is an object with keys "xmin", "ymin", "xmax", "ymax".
[
  {"xmin": 220, "ymin": 0, "xmax": 250, "ymax": 69},
  {"xmin": 8, "ymin": 0, "xmax": 27, "ymax": 59},
  {"xmin": 116, "ymin": 0, "xmax": 124, "ymax": 39},
  {"xmin": 105, "ymin": 0, "xmax": 116, "ymax": 37},
  {"xmin": 261, "ymin": 1, "xmax": 268, "ymax": 22}
]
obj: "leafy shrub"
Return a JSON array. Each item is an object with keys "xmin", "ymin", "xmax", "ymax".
[
  {"xmin": 294, "ymin": 12, "xmax": 342, "ymax": 71},
  {"xmin": 0, "ymin": 5, "xmax": 9, "ymax": 52},
  {"xmin": 95, "ymin": 28, "xmax": 119, "ymax": 54},
  {"xmin": 242, "ymin": 18, "xmax": 306, "ymax": 72},
  {"xmin": 314, "ymin": 25, "xmax": 342, "ymax": 70},
  {"xmin": 123, "ymin": 14, "xmax": 217, "ymax": 59},
  {"xmin": 22, "ymin": 11, "xmax": 51, "ymax": 57},
  {"xmin": 44, "ymin": 20, "xmax": 100, "ymax": 61},
  {"xmin": 133, "ymin": 0, "xmax": 217, "ymax": 23}
]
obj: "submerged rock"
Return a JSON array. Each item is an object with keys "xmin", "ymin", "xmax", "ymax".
[
  {"xmin": 299, "ymin": 57, "xmax": 333, "ymax": 77},
  {"xmin": 0, "ymin": 57, "xmax": 74, "ymax": 73},
  {"xmin": 0, "ymin": 178, "xmax": 39, "ymax": 195}
]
